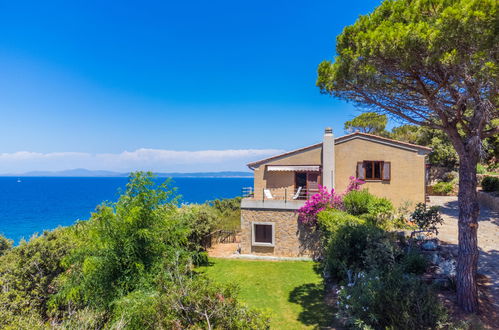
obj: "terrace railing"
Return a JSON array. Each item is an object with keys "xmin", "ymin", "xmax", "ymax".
[{"xmin": 242, "ymin": 187, "xmax": 319, "ymax": 201}]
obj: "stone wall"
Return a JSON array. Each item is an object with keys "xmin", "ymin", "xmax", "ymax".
[
  {"xmin": 240, "ymin": 208, "xmax": 319, "ymax": 257},
  {"xmin": 478, "ymin": 191, "xmax": 499, "ymax": 212}
]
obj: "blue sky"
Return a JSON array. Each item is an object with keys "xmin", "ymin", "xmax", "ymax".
[{"xmin": 0, "ymin": 0, "xmax": 383, "ymax": 172}]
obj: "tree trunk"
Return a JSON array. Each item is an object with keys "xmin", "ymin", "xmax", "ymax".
[{"xmin": 456, "ymin": 150, "xmax": 480, "ymax": 313}]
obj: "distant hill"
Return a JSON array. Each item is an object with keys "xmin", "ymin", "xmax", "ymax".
[{"xmin": 1, "ymin": 168, "xmax": 253, "ymax": 178}]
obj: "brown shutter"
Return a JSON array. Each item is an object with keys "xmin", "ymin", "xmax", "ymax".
[
  {"xmin": 382, "ymin": 162, "xmax": 391, "ymax": 181},
  {"xmin": 357, "ymin": 162, "xmax": 365, "ymax": 180},
  {"xmin": 307, "ymin": 173, "xmax": 319, "ymax": 194}
]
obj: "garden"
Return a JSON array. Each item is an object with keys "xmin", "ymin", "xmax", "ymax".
[{"xmin": 292, "ymin": 177, "xmax": 493, "ymax": 328}]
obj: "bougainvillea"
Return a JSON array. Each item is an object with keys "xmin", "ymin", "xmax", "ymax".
[
  {"xmin": 298, "ymin": 176, "xmax": 364, "ymax": 225},
  {"xmin": 345, "ymin": 176, "xmax": 365, "ymax": 193}
]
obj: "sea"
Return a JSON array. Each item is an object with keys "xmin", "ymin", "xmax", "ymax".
[{"xmin": 0, "ymin": 177, "xmax": 252, "ymax": 244}]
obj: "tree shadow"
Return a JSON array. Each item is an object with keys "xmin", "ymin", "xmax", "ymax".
[
  {"xmin": 288, "ymin": 282, "xmax": 337, "ymax": 329},
  {"xmin": 438, "ymin": 198, "xmax": 499, "ymax": 226},
  {"xmin": 439, "ymin": 240, "xmax": 499, "ymax": 326}
]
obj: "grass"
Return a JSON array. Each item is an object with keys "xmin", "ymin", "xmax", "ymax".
[{"xmin": 197, "ymin": 258, "xmax": 333, "ymax": 329}]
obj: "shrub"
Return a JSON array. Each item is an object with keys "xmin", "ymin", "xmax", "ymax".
[
  {"xmin": 298, "ymin": 185, "xmax": 343, "ymax": 225},
  {"xmin": 0, "ymin": 228, "xmax": 76, "ymax": 320},
  {"xmin": 337, "ymin": 268, "xmax": 447, "ymax": 329},
  {"xmin": 298, "ymin": 177, "xmax": 364, "ymax": 226},
  {"xmin": 343, "ymin": 189, "xmax": 374, "ymax": 216},
  {"xmin": 481, "ymin": 176, "xmax": 499, "ymax": 192},
  {"xmin": 432, "ymin": 181, "xmax": 454, "ymax": 195},
  {"xmin": 440, "ymin": 171, "xmax": 457, "ymax": 183},
  {"xmin": 0, "ymin": 235, "xmax": 13, "ymax": 256},
  {"xmin": 476, "ymin": 163, "xmax": 486, "ymax": 174},
  {"xmin": 179, "ymin": 203, "xmax": 220, "ymax": 249},
  {"xmin": 52, "ymin": 172, "xmax": 190, "ymax": 311},
  {"xmin": 317, "ymin": 210, "xmax": 365, "ymax": 237},
  {"xmin": 209, "ymin": 197, "xmax": 242, "ymax": 231},
  {"xmin": 362, "ymin": 196, "xmax": 395, "ymax": 229},
  {"xmin": 401, "ymin": 250, "xmax": 428, "ymax": 275},
  {"xmin": 411, "ymin": 203, "xmax": 444, "ymax": 235},
  {"xmin": 110, "ymin": 276, "xmax": 270, "ymax": 329},
  {"xmin": 323, "ymin": 224, "xmax": 400, "ymax": 281}
]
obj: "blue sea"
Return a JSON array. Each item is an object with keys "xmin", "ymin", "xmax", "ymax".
[{"xmin": 0, "ymin": 177, "xmax": 252, "ymax": 243}]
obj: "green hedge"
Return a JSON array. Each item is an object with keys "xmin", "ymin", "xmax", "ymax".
[{"xmin": 482, "ymin": 176, "xmax": 499, "ymax": 192}]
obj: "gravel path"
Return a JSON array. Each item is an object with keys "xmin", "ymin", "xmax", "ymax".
[{"xmin": 429, "ymin": 196, "xmax": 499, "ymax": 312}]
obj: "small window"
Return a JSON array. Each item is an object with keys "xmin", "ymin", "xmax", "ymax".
[
  {"xmin": 358, "ymin": 161, "xmax": 390, "ymax": 181},
  {"xmin": 252, "ymin": 222, "xmax": 274, "ymax": 246}
]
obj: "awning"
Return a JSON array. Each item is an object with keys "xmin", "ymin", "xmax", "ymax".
[{"xmin": 267, "ymin": 165, "xmax": 320, "ymax": 172}]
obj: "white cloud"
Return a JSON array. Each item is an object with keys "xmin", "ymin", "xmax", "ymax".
[{"xmin": 0, "ymin": 148, "xmax": 284, "ymax": 173}]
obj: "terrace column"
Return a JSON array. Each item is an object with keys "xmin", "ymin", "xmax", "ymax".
[{"xmin": 322, "ymin": 127, "xmax": 335, "ymax": 190}]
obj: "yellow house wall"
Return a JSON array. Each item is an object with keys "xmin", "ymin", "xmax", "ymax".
[
  {"xmin": 334, "ymin": 139, "xmax": 426, "ymax": 207},
  {"xmin": 252, "ymin": 147, "xmax": 322, "ymax": 199}
]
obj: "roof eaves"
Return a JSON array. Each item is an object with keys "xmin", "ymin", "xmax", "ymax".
[{"xmin": 246, "ymin": 143, "xmax": 322, "ymax": 169}]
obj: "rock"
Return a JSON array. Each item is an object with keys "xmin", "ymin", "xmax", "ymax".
[{"xmin": 422, "ymin": 240, "xmax": 438, "ymax": 251}]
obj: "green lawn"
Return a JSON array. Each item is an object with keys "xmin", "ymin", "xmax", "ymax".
[{"xmin": 197, "ymin": 258, "xmax": 333, "ymax": 329}]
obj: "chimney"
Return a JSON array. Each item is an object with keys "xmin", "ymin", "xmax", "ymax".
[{"xmin": 322, "ymin": 127, "xmax": 335, "ymax": 190}]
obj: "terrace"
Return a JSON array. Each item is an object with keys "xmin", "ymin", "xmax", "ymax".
[{"xmin": 241, "ymin": 164, "xmax": 324, "ymax": 210}]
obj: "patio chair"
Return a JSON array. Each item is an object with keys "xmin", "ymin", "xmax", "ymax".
[
  {"xmin": 264, "ymin": 189, "xmax": 274, "ymax": 200},
  {"xmin": 292, "ymin": 186, "xmax": 303, "ymax": 200}
]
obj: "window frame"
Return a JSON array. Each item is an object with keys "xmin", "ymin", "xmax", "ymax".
[
  {"xmin": 251, "ymin": 222, "xmax": 275, "ymax": 247},
  {"xmin": 363, "ymin": 160, "xmax": 384, "ymax": 181}
]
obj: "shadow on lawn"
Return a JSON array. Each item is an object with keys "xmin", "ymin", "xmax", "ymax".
[{"xmin": 288, "ymin": 282, "xmax": 335, "ymax": 328}]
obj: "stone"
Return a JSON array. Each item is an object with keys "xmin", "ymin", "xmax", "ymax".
[
  {"xmin": 422, "ymin": 240, "xmax": 438, "ymax": 251},
  {"xmin": 240, "ymin": 208, "xmax": 319, "ymax": 257}
]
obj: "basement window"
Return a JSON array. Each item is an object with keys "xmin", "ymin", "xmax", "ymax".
[{"xmin": 252, "ymin": 222, "xmax": 275, "ymax": 247}]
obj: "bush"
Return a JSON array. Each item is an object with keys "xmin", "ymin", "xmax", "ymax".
[
  {"xmin": 432, "ymin": 181, "xmax": 454, "ymax": 195},
  {"xmin": 343, "ymin": 190, "xmax": 373, "ymax": 216},
  {"xmin": 440, "ymin": 171, "xmax": 457, "ymax": 183},
  {"xmin": 209, "ymin": 197, "xmax": 242, "ymax": 231},
  {"xmin": 110, "ymin": 275, "xmax": 270, "ymax": 329},
  {"xmin": 317, "ymin": 210, "xmax": 365, "ymax": 238},
  {"xmin": 401, "ymin": 250, "xmax": 428, "ymax": 275},
  {"xmin": 52, "ymin": 172, "xmax": 188, "ymax": 311},
  {"xmin": 481, "ymin": 176, "xmax": 499, "ymax": 192},
  {"xmin": 411, "ymin": 203, "xmax": 444, "ymax": 235},
  {"xmin": 476, "ymin": 163, "xmax": 487, "ymax": 174},
  {"xmin": 337, "ymin": 268, "xmax": 447, "ymax": 329},
  {"xmin": 0, "ymin": 235, "xmax": 13, "ymax": 256},
  {"xmin": 180, "ymin": 203, "xmax": 220, "ymax": 249},
  {"xmin": 0, "ymin": 228, "xmax": 76, "ymax": 321},
  {"xmin": 323, "ymin": 224, "xmax": 400, "ymax": 282}
]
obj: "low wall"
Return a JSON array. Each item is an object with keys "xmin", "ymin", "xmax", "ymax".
[{"xmin": 478, "ymin": 191, "xmax": 499, "ymax": 212}]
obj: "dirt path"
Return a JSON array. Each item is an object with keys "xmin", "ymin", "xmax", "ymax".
[{"xmin": 429, "ymin": 196, "xmax": 499, "ymax": 313}]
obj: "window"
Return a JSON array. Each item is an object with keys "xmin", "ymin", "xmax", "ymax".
[
  {"xmin": 357, "ymin": 161, "xmax": 391, "ymax": 181},
  {"xmin": 252, "ymin": 222, "xmax": 275, "ymax": 246}
]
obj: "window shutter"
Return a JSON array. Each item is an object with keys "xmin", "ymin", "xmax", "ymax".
[
  {"xmin": 383, "ymin": 162, "xmax": 391, "ymax": 181},
  {"xmin": 357, "ymin": 162, "xmax": 365, "ymax": 180}
]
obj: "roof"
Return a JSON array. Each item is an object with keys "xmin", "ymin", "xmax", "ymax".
[{"xmin": 247, "ymin": 132, "xmax": 432, "ymax": 169}]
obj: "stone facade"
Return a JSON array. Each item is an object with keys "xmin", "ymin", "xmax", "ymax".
[{"xmin": 240, "ymin": 208, "xmax": 319, "ymax": 257}]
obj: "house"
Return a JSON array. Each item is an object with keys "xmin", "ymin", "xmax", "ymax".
[{"xmin": 240, "ymin": 128, "xmax": 431, "ymax": 257}]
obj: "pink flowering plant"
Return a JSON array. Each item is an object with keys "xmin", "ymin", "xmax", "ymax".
[{"xmin": 298, "ymin": 176, "xmax": 365, "ymax": 226}]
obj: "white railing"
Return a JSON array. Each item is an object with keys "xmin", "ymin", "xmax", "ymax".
[{"xmin": 242, "ymin": 187, "xmax": 319, "ymax": 201}]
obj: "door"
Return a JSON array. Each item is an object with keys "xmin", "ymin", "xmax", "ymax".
[
  {"xmin": 294, "ymin": 172, "xmax": 307, "ymax": 199},
  {"xmin": 306, "ymin": 173, "xmax": 319, "ymax": 196}
]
